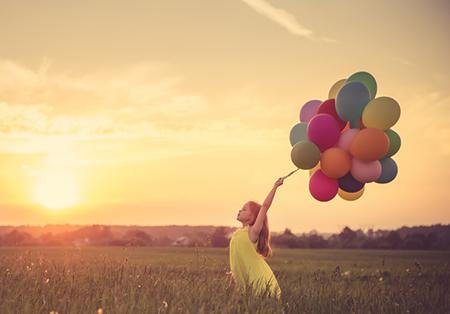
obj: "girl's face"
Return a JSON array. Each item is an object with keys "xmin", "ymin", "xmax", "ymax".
[{"xmin": 237, "ymin": 204, "xmax": 254, "ymax": 224}]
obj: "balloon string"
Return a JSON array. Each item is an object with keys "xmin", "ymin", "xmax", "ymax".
[{"xmin": 282, "ymin": 168, "xmax": 300, "ymax": 180}]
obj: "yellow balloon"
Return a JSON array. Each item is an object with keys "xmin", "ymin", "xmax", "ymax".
[
  {"xmin": 309, "ymin": 163, "xmax": 321, "ymax": 176},
  {"xmin": 362, "ymin": 96, "xmax": 401, "ymax": 130},
  {"xmin": 338, "ymin": 187, "xmax": 364, "ymax": 201},
  {"xmin": 328, "ymin": 79, "xmax": 346, "ymax": 99}
]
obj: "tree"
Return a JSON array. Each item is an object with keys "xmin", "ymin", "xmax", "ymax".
[
  {"xmin": 385, "ymin": 231, "xmax": 402, "ymax": 249},
  {"xmin": 121, "ymin": 229, "xmax": 153, "ymax": 246},
  {"xmin": 338, "ymin": 227, "xmax": 357, "ymax": 248}
]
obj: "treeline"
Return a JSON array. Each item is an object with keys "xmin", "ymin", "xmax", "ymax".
[
  {"xmin": 0, "ymin": 224, "xmax": 449, "ymax": 250},
  {"xmin": 269, "ymin": 226, "xmax": 450, "ymax": 250}
]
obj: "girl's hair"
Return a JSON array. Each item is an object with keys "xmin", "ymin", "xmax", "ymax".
[{"xmin": 246, "ymin": 201, "xmax": 273, "ymax": 258}]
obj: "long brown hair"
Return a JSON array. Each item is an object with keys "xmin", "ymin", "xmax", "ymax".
[{"xmin": 246, "ymin": 201, "xmax": 272, "ymax": 258}]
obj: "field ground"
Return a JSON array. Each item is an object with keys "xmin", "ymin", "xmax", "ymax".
[{"xmin": 1, "ymin": 247, "xmax": 449, "ymax": 313}]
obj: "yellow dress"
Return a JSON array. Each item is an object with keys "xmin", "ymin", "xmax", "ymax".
[{"xmin": 229, "ymin": 225, "xmax": 281, "ymax": 299}]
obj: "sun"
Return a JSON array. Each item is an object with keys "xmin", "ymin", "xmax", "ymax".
[{"xmin": 33, "ymin": 169, "xmax": 80, "ymax": 210}]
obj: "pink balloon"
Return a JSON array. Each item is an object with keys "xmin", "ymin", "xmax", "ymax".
[
  {"xmin": 309, "ymin": 170, "xmax": 338, "ymax": 202},
  {"xmin": 300, "ymin": 100, "xmax": 322, "ymax": 123},
  {"xmin": 337, "ymin": 129, "xmax": 360, "ymax": 152},
  {"xmin": 307, "ymin": 113, "xmax": 341, "ymax": 152},
  {"xmin": 317, "ymin": 99, "xmax": 347, "ymax": 130},
  {"xmin": 351, "ymin": 159, "xmax": 382, "ymax": 183}
]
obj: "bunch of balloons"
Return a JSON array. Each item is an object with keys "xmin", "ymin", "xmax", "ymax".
[{"xmin": 289, "ymin": 71, "xmax": 401, "ymax": 202}]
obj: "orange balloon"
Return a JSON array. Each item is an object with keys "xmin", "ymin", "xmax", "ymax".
[
  {"xmin": 350, "ymin": 128, "xmax": 390, "ymax": 161},
  {"xmin": 320, "ymin": 147, "xmax": 351, "ymax": 178}
]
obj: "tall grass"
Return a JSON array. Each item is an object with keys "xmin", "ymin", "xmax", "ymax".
[{"xmin": 1, "ymin": 247, "xmax": 449, "ymax": 313}]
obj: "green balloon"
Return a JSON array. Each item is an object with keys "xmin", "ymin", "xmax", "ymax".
[
  {"xmin": 289, "ymin": 122, "xmax": 308, "ymax": 146},
  {"xmin": 346, "ymin": 71, "xmax": 377, "ymax": 100},
  {"xmin": 384, "ymin": 129, "xmax": 401, "ymax": 158},
  {"xmin": 291, "ymin": 140, "xmax": 320, "ymax": 170}
]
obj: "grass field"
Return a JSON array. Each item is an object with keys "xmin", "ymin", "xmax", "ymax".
[{"xmin": 0, "ymin": 247, "xmax": 449, "ymax": 313}]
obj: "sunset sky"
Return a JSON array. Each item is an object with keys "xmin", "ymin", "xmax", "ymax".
[{"xmin": 0, "ymin": 0, "xmax": 449, "ymax": 233}]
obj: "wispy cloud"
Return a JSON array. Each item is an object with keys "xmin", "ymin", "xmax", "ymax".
[
  {"xmin": 0, "ymin": 59, "xmax": 286, "ymax": 163},
  {"xmin": 240, "ymin": 0, "xmax": 336, "ymax": 42}
]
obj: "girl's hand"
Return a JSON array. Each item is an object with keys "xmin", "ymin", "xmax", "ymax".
[{"xmin": 274, "ymin": 177, "xmax": 284, "ymax": 188}]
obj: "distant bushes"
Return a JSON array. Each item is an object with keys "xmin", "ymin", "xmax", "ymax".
[
  {"xmin": 0, "ymin": 224, "xmax": 449, "ymax": 249},
  {"xmin": 270, "ymin": 226, "xmax": 450, "ymax": 250}
]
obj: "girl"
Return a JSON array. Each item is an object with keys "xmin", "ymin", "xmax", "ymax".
[{"xmin": 229, "ymin": 177, "xmax": 284, "ymax": 300}]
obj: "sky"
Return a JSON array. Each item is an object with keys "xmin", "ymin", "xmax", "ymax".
[{"xmin": 0, "ymin": 0, "xmax": 449, "ymax": 233}]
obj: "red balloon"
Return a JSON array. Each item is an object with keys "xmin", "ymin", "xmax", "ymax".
[
  {"xmin": 307, "ymin": 113, "xmax": 341, "ymax": 152},
  {"xmin": 309, "ymin": 170, "xmax": 339, "ymax": 202},
  {"xmin": 317, "ymin": 99, "xmax": 347, "ymax": 130}
]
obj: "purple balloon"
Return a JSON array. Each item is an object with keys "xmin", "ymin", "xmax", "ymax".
[
  {"xmin": 338, "ymin": 172, "xmax": 365, "ymax": 193},
  {"xmin": 307, "ymin": 113, "xmax": 341, "ymax": 152},
  {"xmin": 300, "ymin": 100, "xmax": 322, "ymax": 123}
]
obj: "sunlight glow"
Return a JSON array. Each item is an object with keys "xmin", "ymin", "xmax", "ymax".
[{"xmin": 33, "ymin": 169, "xmax": 79, "ymax": 210}]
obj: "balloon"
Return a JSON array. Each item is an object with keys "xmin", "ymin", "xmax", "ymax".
[
  {"xmin": 300, "ymin": 100, "xmax": 322, "ymax": 123},
  {"xmin": 309, "ymin": 162, "xmax": 321, "ymax": 176},
  {"xmin": 335, "ymin": 81, "xmax": 370, "ymax": 122},
  {"xmin": 346, "ymin": 71, "xmax": 377, "ymax": 100},
  {"xmin": 320, "ymin": 147, "xmax": 351, "ymax": 178},
  {"xmin": 307, "ymin": 113, "xmax": 341, "ymax": 152},
  {"xmin": 338, "ymin": 187, "xmax": 364, "ymax": 201},
  {"xmin": 350, "ymin": 128, "xmax": 390, "ymax": 161},
  {"xmin": 328, "ymin": 79, "xmax": 346, "ymax": 99},
  {"xmin": 362, "ymin": 96, "xmax": 401, "ymax": 130},
  {"xmin": 291, "ymin": 140, "xmax": 321, "ymax": 170},
  {"xmin": 360, "ymin": 117, "xmax": 367, "ymax": 129},
  {"xmin": 288, "ymin": 71, "xmax": 401, "ymax": 203},
  {"xmin": 289, "ymin": 122, "xmax": 308, "ymax": 146},
  {"xmin": 337, "ymin": 129, "xmax": 359, "ymax": 152},
  {"xmin": 338, "ymin": 172, "xmax": 365, "ymax": 192},
  {"xmin": 376, "ymin": 158, "xmax": 398, "ymax": 183},
  {"xmin": 384, "ymin": 129, "xmax": 401, "ymax": 158},
  {"xmin": 317, "ymin": 99, "xmax": 347, "ymax": 130},
  {"xmin": 349, "ymin": 119, "xmax": 360, "ymax": 129},
  {"xmin": 351, "ymin": 159, "xmax": 382, "ymax": 183},
  {"xmin": 309, "ymin": 170, "xmax": 338, "ymax": 202}
]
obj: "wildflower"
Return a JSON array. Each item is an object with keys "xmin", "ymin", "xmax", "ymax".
[
  {"xmin": 44, "ymin": 278, "xmax": 50, "ymax": 284},
  {"xmin": 49, "ymin": 311, "xmax": 58, "ymax": 314},
  {"xmin": 162, "ymin": 300, "xmax": 168, "ymax": 308},
  {"xmin": 343, "ymin": 271, "xmax": 351, "ymax": 276},
  {"xmin": 97, "ymin": 308, "xmax": 103, "ymax": 314},
  {"xmin": 379, "ymin": 277, "xmax": 383, "ymax": 282}
]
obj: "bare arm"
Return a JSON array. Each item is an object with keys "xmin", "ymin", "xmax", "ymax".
[{"xmin": 249, "ymin": 178, "xmax": 284, "ymax": 241}]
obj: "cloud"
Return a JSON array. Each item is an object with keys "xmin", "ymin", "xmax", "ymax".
[
  {"xmin": 240, "ymin": 0, "xmax": 335, "ymax": 42},
  {"xmin": 0, "ymin": 59, "xmax": 286, "ymax": 163}
]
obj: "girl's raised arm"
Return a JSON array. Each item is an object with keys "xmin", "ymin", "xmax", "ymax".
[{"xmin": 250, "ymin": 178, "xmax": 284, "ymax": 240}]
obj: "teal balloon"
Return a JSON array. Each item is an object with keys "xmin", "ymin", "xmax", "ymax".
[
  {"xmin": 289, "ymin": 122, "xmax": 308, "ymax": 146},
  {"xmin": 384, "ymin": 129, "xmax": 401, "ymax": 158},
  {"xmin": 349, "ymin": 119, "xmax": 360, "ymax": 129},
  {"xmin": 336, "ymin": 82, "xmax": 370, "ymax": 122},
  {"xmin": 346, "ymin": 71, "xmax": 377, "ymax": 100},
  {"xmin": 376, "ymin": 158, "xmax": 398, "ymax": 184}
]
